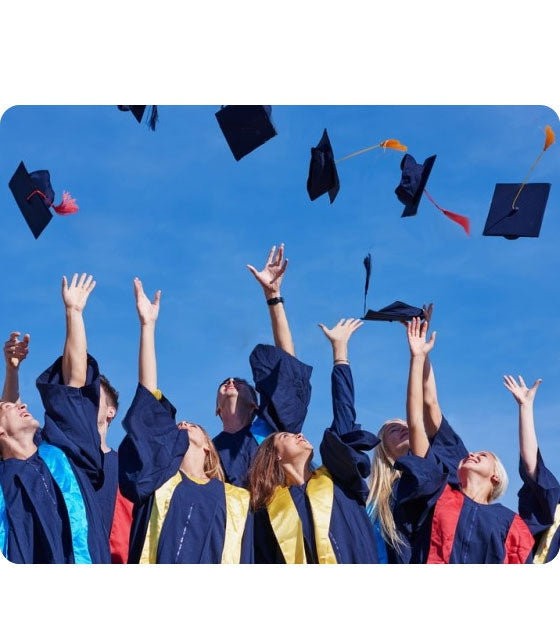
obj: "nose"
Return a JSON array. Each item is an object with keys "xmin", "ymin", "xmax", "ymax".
[{"xmin": 19, "ymin": 403, "xmax": 27, "ymax": 410}]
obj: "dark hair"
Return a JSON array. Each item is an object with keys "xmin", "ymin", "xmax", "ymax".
[
  {"xmin": 248, "ymin": 433, "xmax": 286, "ymax": 511},
  {"xmin": 99, "ymin": 374, "xmax": 119, "ymax": 413},
  {"xmin": 217, "ymin": 377, "xmax": 258, "ymax": 406}
]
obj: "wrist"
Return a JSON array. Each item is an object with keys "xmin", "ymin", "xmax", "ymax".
[{"xmin": 266, "ymin": 296, "xmax": 284, "ymax": 306}]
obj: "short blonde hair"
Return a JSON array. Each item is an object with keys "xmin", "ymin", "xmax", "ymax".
[{"xmin": 489, "ymin": 453, "xmax": 508, "ymax": 502}]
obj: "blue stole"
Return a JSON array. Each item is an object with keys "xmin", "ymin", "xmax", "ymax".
[
  {"xmin": 250, "ymin": 417, "xmax": 275, "ymax": 445},
  {"xmin": 366, "ymin": 501, "xmax": 389, "ymax": 564},
  {"xmin": 0, "ymin": 443, "xmax": 92, "ymax": 564}
]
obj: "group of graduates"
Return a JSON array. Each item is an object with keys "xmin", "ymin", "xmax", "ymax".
[{"xmin": 0, "ymin": 244, "xmax": 558, "ymax": 564}]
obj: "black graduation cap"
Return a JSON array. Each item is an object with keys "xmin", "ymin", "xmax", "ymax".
[
  {"xmin": 307, "ymin": 129, "xmax": 340, "ymax": 204},
  {"xmin": 395, "ymin": 154, "xmax": 436, "ymax": 217},
  {"xmin": 363, "ymin": 253, "xmax": 372, "ymax": 317},
  {"xmin": 483, "ymin": 183, "xmax": 551, "ymax": 239},
  {"xmin": 117, "ymin": 106, "xmax": 158, "ymax": 130},
  {"xmin": 363, "ymin": 301, "xmax": 425, "ymax": 322},
  {"xmin": 8, "ymin": 161, "xmax": 79, "ymax": 239},
  {"xmin": 215, "ymin": 105, "xmax": 277, "ymax": 161}
]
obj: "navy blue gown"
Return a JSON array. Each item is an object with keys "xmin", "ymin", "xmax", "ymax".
[
  {"xmin": 253, "ymin": 364, "xmax": 380, "ymax": 563},
  {"xmin": 0, "ymin": 355, "xmax": 110, "ymax": 564},
  {"xmin": 213, "ymin": 344, "xmax": 313, "ymax": 488},
  {"xmin": 119, "ymin": 384, "xmax": 253, "ymax": 564}
]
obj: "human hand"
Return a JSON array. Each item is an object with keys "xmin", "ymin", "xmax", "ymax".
[
  {"xmin": 62, "ymin": 273, "xmax": 96, "ymax": 312},
  {"xmin": 406, "ymin": 316, "xmax": 436, "ymax": 357},
  {"xmin": 3, "ymin": 331, "xmax": 30, "ymax": 369},
  {"xmin": 503, "ymin": 375, "xmax": 542, "ymax": 407},
  {"xmin": 247, "ymin": 244, "xmax": 288, "ymax": 297},
  {"xmin": 422, "ymin": 302, "xmax": 434, "ymax": 325},
  {"xmin": 134, "ymin": 277, "xmax": 161, "ymax": 326},
  {"xmin": 318, "ymin": 318, "xmax": 363, "ymax": 346}
]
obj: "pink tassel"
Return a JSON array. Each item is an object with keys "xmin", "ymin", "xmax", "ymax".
[{"xmin": 52, "ymin": 191, "xmax": 79, "ymax": 215}]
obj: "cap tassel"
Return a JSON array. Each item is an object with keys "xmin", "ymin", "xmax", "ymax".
[
  {"xmin": 424, "ymin": 190, "xmax": 470, "ymax": 236},
  {"xmin": 363, "ymin": 253, "xmax": 372, "ymax": 317},
  {"xmin": 148, "ymin": 106, "xmax": 158, "ymax": 131},
  {"xmin": 336, "ymin": 138, "xmax": 407, "ymax": 163},
  {"xmin": 511, "ymin": 124, "xmax": 556, "ymax": 210},
  {"xmin": 52, "ymin": 191, "xmax": 79, "ymax": 215}
]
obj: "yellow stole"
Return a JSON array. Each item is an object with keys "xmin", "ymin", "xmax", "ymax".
[
  {"xmin": 139, "ymin": 472, "xmax": 250, "ymax": 564},
  {"xmin": 266, "ymin": 466, "xmax": 337, "ymax": 564},
  {"xmin": 533, "ymin": 503, "xmax": 560, "ymax": 564}
]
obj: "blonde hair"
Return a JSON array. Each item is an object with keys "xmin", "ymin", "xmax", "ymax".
[
  {"xmin": 190, "ymin": 423, "xmax": 226, "ymax": 483},
  {"xmin": 366, "ymin": 419, "xmax": 409, "ymax": 553},
  {"xmin": 489, "ymin": 452, "xmax": 508, "ymax": 502}
]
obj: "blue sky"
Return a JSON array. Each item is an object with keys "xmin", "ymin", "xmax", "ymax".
[{"xmin": 1, "ymin": 104, "xmax": 558, "ymax": 511}]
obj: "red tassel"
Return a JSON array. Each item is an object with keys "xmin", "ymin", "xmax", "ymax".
[
  {"xmin": 52, "ymin": 191, "xmax": 79, "ymax": 215},
  {"xmin": 424, "ymin": 189, "xmax": 470, "ymax": 236}
]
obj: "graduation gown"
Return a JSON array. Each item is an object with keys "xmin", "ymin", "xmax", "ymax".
[
  {"xmin": 0, "ymin": 355, "xmax": 110, "ymax": 564},
  {"xmin": 213, "ymin": 344, "xmax": 313, "ymax": 488},
  {"xmin": 119, "ymin": 384, "xmax": 253, "ymax": 564},
  {"xmin": 517, "ymin": 450, "xmax": 560, "ymax": 563},
  {"xmin": 253, "ymin": 364, "xmax": 380, "ymax": 564},
  {"xmin": 393, "ymin": 448, "xmax": 534, "ymax": 563}
]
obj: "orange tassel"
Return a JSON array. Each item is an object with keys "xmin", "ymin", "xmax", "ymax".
[
  {"xmin": 52, "ymin": 191, "xmax": 79, "ymax": 215},
  {"xmin": 543, "ymin": 125, "xmax": 555, "ymax": 151},
  {"xmin": 380, "ymin": 139, "xmax": 407, "ymax": 152}
]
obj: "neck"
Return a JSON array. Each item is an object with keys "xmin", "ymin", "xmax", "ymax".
[
  {"xmin": 0, "ymin": 434, "xmax": 38, "ymax": 461},
  {"xmin": 98, "ymin": 423, "xmax": 112, "ymax": 453},
  {"xmin": 219, "ymin": 403, "xmax": 253, "ymax": 434},
  {"xmin": 460, "ymin": 475, "xmax": 492, "ymax": 504},
  {"xmin": 180, "ymin": 446, "xmax": 208, "ymax": 481},
  {"xmin": 282, "ymin": 456, "xmax": 313, "ymax": 487}
]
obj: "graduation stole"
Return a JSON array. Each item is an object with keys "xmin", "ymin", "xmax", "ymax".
[
  {"xmin": 140, "ymin": 472, "xmax": 250, "ymax": 564},
  {"xmin": 266, "ymin": 465, "xmax": 337, "ymax": 564},
  {"xmin": 533, "ymin": 503, "xmax": 560, "ymax": 564}
]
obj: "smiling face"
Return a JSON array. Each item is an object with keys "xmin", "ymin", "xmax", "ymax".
[
  {"xmin": 0, "ymin": 402, "xmax": 40, "ymax": 456},
  {"xmin": 215, "ymin": 377, "xmax": 258, "ymax": 417},
  {"xmin": 381, "ymin": 419, "xmax": 410, "ymax": 461},
  {"xmin": 273, "ymin": 431, "xmax": 314, "ymax": 465},
  {"xmin": 457, "ymin": 451, "xmax": 502, "ymax": 500}
]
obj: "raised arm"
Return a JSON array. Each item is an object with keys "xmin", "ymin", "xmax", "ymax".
[
  {"xmin": 61, "ymin": 273, "xmax": 97, "ymax": 387},
  {"xmin": 2, "ymin": 331, "xmax": 30, "ymax": 402},
  {"xmin": 406, "ymin": 317, "xmax": 436, "ymax": 458},
  {"xmin": 134, "ymin": 277, "xmax": 161, "ymax": 392},
  {"xmin": 247, "ymin": 243, "xmax": 295, "ymax": 356},
  {"xmin": 503, "ymin": 374, "xmax": 542, "ymax": 480},
  {"xmin": 419, "ymin": 305, "xmax": 442, "ymax": 437}
]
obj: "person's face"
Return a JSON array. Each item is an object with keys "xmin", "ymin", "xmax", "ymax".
[
  {"xmin": 458, "ymin": 451, "xmax": 499, "ymax": 484},
  {"xmin": 97, "ymin": 385, "xmax": 116, "ymax": 427},
  {"xmin": 216, "ymin": 377, "xmax": 257, "ymax": 415},
  {"xmin": 0, "ymin": 402, "xmax": 39, "ymax": 438},
  {"xmin": 177, "ymin": 421, "xmax": 209, "ymax": 451},
  {"xmin": 274, "ymin": 432, "xmax": 313, "ymax": 464},
  {"xmin": 382, "ymin": 421, "xmax": 410, "ymax": 461}
]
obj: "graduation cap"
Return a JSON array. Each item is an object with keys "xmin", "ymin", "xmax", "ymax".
[
  {"xmin": 363, "ymin": 301, "xmax": 425, "ymax": 322},
  {"xmin": 363, "ymin": 253, "xmax": 372, "ymax": 317},
  {"xmin": 483, "ymin": 125, "xmax": 555, "ymax": 239},
  {"xmin": 215, "ymin": 105, "xmax": 277, "ymax": 161},
  {"xmin": 117, "ymin": 106, "xmax": 158, "ymax": 130},
  {"xmin": 307, "ymin": 129, "xmax": 340, "ymax": 203},
  {"xmin": 395, "ymin": 153, "xmax": 470, "ymax": 235},
  {"xmin": 8, "ymin": 161, "xmax": 79, "ymax": 239}
]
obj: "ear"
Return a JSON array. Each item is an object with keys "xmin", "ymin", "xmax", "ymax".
[
  {"xmin": 490, "ymin": 473, "xmax": 499, "ymax": 486},
  {"xmin": 107, "ymin": 406, "xmax": 116, "ymax": 421}
]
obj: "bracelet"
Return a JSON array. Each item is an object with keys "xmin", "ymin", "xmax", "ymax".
[
  {"xmin": 267, "ymin": 297, "xmax": 284, "ymax": 306},
  {"xmin": 333, "ymin": 359, "xmax": 350, "ymax": 365}
]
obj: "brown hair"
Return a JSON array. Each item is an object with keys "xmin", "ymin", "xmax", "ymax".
[
  {"xmin": 248, "ymin": 433, "xmax": 286, "ymax": 511},
  {"xmin": 190, "ymin": 423, "xmax": 226, "ymax": 483},
  {"xmin": 99, "ymin": 374, "xmax": 119, "ymax": 413}
]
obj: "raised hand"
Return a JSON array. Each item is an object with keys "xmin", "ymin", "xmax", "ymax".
[
  {"xmin": 134, "ymin": 277, "xmax": 161, "ymax": 326},
  {"xmin": 422, "ymin": 302, "xmax": 434, "ymax": 326},
  {"xmin": 3, "ymin": 331, "xmax": 30, "ymax": 369},
  {"xmin": 318, "ymin": 318, "xmax": 363, "ymax": 347},
  {"xmin": 406, "ymin": 316, "xmax": 436, "ymax": 357},
  {"xmin": 503, "ymin": 375, "xmax": 542, "ymax": 406},
  {"xmin": 62, "ymin": 273, "xmax": 97, "ymax": 312},
  {"xmin": 246, "ymin": 244, "xmax": 288, "ymax": 297}
]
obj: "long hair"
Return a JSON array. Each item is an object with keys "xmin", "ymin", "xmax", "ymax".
[
  {"xmin": 189, "ymin": 423, "xmax": 225, "ymax": 482},
  {"xmin": 248, "ymin": 433, "xmax": 286, "ymax": 511},
  {"xmin": 366, "ymin": 419, "xmax": 408, "ymax": 552}
]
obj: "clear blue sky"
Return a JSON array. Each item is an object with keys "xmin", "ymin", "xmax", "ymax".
[{"xmin": 1, "ymin": 104, "xmax": 558, "ymax": 511}]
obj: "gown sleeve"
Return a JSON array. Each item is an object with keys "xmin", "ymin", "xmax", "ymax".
[
  {"xmin": 35, "ymin": 354, "xmax": 104, "ymax": 487},
  {"xmin": 118, "ymin": 384, "xmax": 188, "ymax": 504},
  {"xmin": 428, "ymin": 415, "xmax": 468, "ymax": 485},
  {"xmin": 249, "ymin": 344, "xmax": 313, "ymax": 433},
  {"xmin": 517, "ymin": 449, "xmax": 560, "ymax": 537},
  {"xmin": 393, "ymin": 447, "xmax": 449, "ymax": 536},
  {"xmin": 319, "ymin": 364, "xmax": 380, "ymax": 505}
]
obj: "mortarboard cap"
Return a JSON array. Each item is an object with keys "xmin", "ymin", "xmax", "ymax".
[
  {"xmin": 117, "ymin": 106, "xmax": 158, "ymax": 130},
  {"xmin": 395, "ymin": 154, "xmax": 436, "ymax": 217},
  {"xmin": 8, "ymin": 161, "xmax": 78, "ymax": 239},
  {"xmin": 307, "ymin": 129, "xmax": 340, "ymax": 204},
  {"xmin": 363, "ymin": 301, "xmax": 425, "ymax": 322},
  {"xmin": 482, "ymin": 183, "xmax": 551, "ymax": 239},
  {"xmin": 215, "ymin": 105, "xmax": 277, "ymax": 161}
]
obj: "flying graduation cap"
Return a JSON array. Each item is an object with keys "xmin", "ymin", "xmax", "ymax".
[
  {"xmin": 9, "ymin": 161, "xmax": 79, "ymax": 239},
  {"xmin": 215, "ymin": 106, "xmax": 277, "ymax": 161},
  {"xmin": 483, "ymin": 125, "xmax": 555, "ymax": 239},
  {"xmin": 360, "ymin": 253, "xmax": 424, "ymax": 322},
  {"xmin": 307, "ymin": 132, "xmax": 407, "ymax": 204},
  {"xmin": 395, "ymin": 153, "xmax": 470, "ymax": 235},
  {"xmin": 117, "ymin": 106, "xmax": 158, "ymax": 131}
]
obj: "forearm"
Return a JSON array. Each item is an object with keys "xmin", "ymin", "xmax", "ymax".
[
  {"xmin": 139, "ymin": 323, "xmax": 157, "ymax": 391},
  {"xmin": 422, "ymin": 355, "xmax": 442, "ymax": 438},
  {"xmin": 62, "ymin": 309, "xmax": 87, "ymax": 387},
  {"xmin": 408, "ymin": 355, "xmax": 429, "ymax": 457},
  {"xmin": 519, "ymin": 403, "xmax": 538, "ymax": 480},
  {"xmin": 1, "ymin": 366, "xmax": 20, "ymax": 402},
  {"xmin": 266, "ymin": 296, "xmax": 295, "ymax": 356}
]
